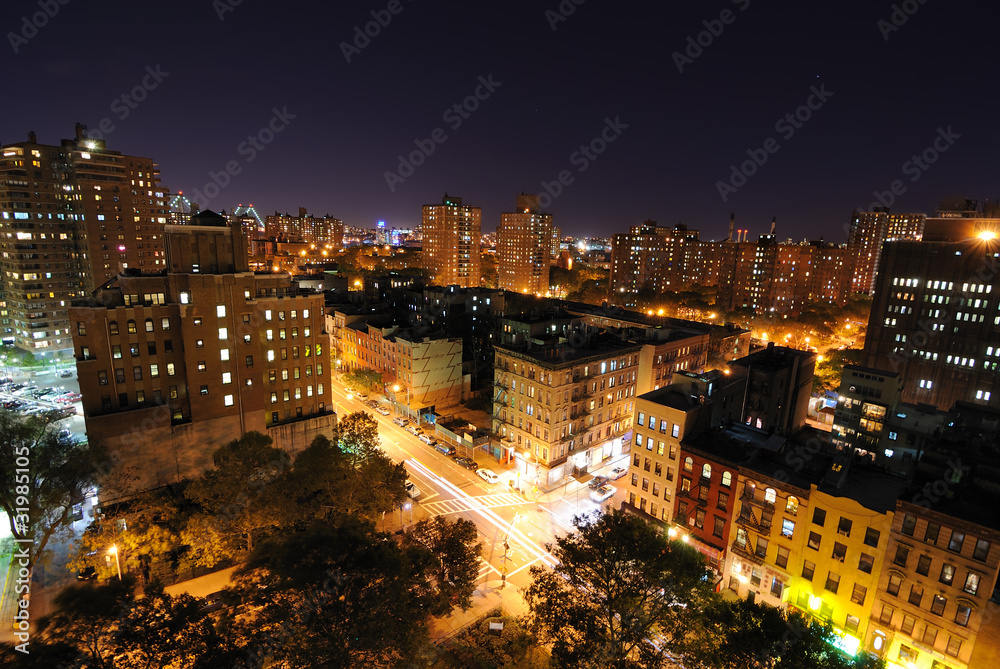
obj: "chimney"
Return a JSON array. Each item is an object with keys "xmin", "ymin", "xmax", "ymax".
[
  {"xmin": 27, "ymin": 131, "xmax": 36, "ymax": 144},
  {"xmin": 298, "ymin": 206, "xmax": 307, "ymax": 218},
  {"xmin": 728, "ymin": 213, "xmax": 735, "ymax": 242},
  {"xmin": 770, "ymin": 216, "xmax": 776, "ymax": 236},
  {"xmin": 75, "ymin": 123, "xmax": 87, "ymax": 140}
]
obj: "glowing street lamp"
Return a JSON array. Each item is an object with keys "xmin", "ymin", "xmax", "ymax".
[{"xmin": 108, "ymin": 544, "xmax": 122, "ymax": 580}]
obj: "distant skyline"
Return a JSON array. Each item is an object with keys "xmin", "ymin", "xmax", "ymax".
[{"xmin": 3, "ymin": 1, "xmax": 998, "ymax": 240}]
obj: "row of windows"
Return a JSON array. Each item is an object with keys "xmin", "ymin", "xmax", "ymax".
[
  {"xmin": 899, "ymin": 513, "xmax": 992, "ymax": 561},
  {"xmin": 269, "ymin": 385, "xmax": 324, "ymax": 402}
]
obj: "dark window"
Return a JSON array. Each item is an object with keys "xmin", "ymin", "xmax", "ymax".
[
  {"xmin": 246, "ymin": 355, "xmax": 253, "ymax": 367},
  {"xmin": 97, "ymin": 370, "xmax": 108, "ymax": 386},
  {"xmin": 118, "ymin": 392, "xmax": 129, "ymax": 407},
  {"xmin": 955, "ymin": 605, "xmax": 971, "ymax": 627},
  {"xmin": 859, "ymin": 552, "xmax": 874, "ymax": 574},
  {"xmin": 200, "ymin": 385, "xmax": 209, "ymax": 396},
  {"xmin": 908, "ymin": 585, "xmax": 923, "ymax": 607},
  {"xmin": 717, "ymin": 491, "xmax": 729, "ymax": 510},
  {"xmin": 812, "ymin": 508, "xmax": 826, "ymax": 527},
  {"xmin": 164, "ymin": 340, "xmax": 173, "ymax": 352},
  {"xmin": 838, "ymin": 517, "xmax": 853, "ymax": 537},
  {"xmin": 851, "ymin": 584, "xmax": 867, "ymax": 606},
  {"xmin": 924, "ymin": 523, "xmax": 940, "ymax": 544},
  {"xmin": 114, "ymin": 368, "xmax": 125, "ymax": 383},
  {"xmin": 917, "ymin": 555, "xmax": 932, "ymax": 576},
  {"xmin": 825, "ymin": 571, "xmax": 840, "ymax": 594},
  {"xmin": 974, "ymin": 538, "xmax": 991, "ymax": 562},
  {"xmin": 832, "ymin": 542, "xmax": 847, "ymax": 563},
  {"xmin": 864, "ymin": 527, "xmax": 880, "ymax": 548},
  {"xmin": 802, "ymin": 560, "xmax": 815, "ymax": 581},
  {"xmin": 879, "ymin": 604, "xmax": 893, "ymax": 625},
  {"xmin": 133, "ymin": 366, "xmax": 142, "ymax": 381},
  {"xmin": 887, "ymin": 574, "xmax": 902, "ymax": 597},
  {"xmin": 901, "ymin": 514, "xmax": 916, "ymax": 536},
  {"xmin": 109, "ymin": 320, "xmax": 119, "ymax": 335},
  {"xmin": 713, "ymin": 516, "xmax": 725, "ymax": 538},
  {"xmin": 147, "ymin": 342, "xmax": 156, "ymax": 355},
  {"xmin": 894, "ymin": 544, "xmax": 909, "ymax": 567},
  {"xmin": 101, "ymin": 395, "xmax": 112, "ymax": 411},
  {"xmin": 930, "ymin": 594, "xmax": 946, "ymax": 616},
  {"xmin": 949, "ymin": 531, "xmax": 965, "ymax": 553}
]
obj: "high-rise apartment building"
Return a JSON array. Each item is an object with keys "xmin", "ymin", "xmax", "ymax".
[
  {"xmin": 264, "ymin": 207, "xmax": 343, "ymax": 247},
  {"xmin": 70, "ymin": 210, "xmax": 333, "ymax": 490},
  {"xmin": 421, "ymin": 194, "xmax": 481, "ymax": 288},
  {"xmin": 0, "ymin": 127, "xmax": 169, "ymax": 352},
  {"xmin": 847, "ymin": 210, "xmax": 925, "ymax": 296},
  {"xmin": 862, "ymin": 220, "xmax": 1000, "ymax": 411},
  {"xmin": 610, "ymin": 221, "xmax": 702, "ymax": 307},
  {"xmin": 497, "ymin": 194, "xmax": 553, "ymax": 294}
]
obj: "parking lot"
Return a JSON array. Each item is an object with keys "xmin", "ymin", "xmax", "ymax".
[{"xmin": 1, "ymin": 367, "xmax": 85, "ymax": 440}]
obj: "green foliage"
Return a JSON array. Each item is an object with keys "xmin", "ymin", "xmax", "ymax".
[
  {"xmin": 525, "ymin": 510, "xmax": 714, "ymax": 669},
  {"xmin": 229, "ymin": 518, "xmax": 438, "ymax": 669},
  {"xmin": 344, "ymin": 367, "xmax": 384, "ymax": 392},
  {"xmin": 552, "ymin": 264, "xmax": 610, "ymax": 305},
  {"xmin": 288, "ymin": 418, "xmax": 407, "ymax": 522},
  {"xmin": 0, "ymin": 409, "xmax": 107, "ymax": 571},
  {"xmin": 813, "ymin": 347, "xmax": 864, "ymax": 394},
  {"xmin": 403, "ymin": 516, "xmax": 483, "ymax": 613},
  {"xmin": 8, "ymin": 579, "xmax": 240, "ymax": 668},
  {"xmin": 185, "ymin": 431, "xmax": 291, "ymax": 556}
]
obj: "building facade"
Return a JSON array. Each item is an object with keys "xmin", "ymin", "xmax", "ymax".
[
  {"xmin": 70, "ymin": 211, "xmax": 333, "ymax": 490},
  {"xmin": 264, "ymin": 207, "xmax": 344, "ymax": 247},
  {"xmin": 861, "ymin": 228, "xmax": 1000, "ymax": 411},
  {"xmin": 0, "ymin": 126, "xmax": 169, "ymax": 352},
  {"xmin": 497, "ymin": 194, "xmax": 553, "ymax": 295},
  {"xmin": 493, "ymin": 331, "xmax": 641, "ymax": 487},
  {"xmin": 421, "ymin": 194, "xmax": 481, "ymax": 288}
]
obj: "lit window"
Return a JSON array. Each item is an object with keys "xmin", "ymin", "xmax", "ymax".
[
  {"xmin": 221, "ymin": 349, "xmax": 230, "ymax": 361},
  {"xmin": 219, "ymin": 327, "xmax": 228, "ymax": 340},
  {"xmin": 267, "ymin": 350, "xmax": 275, "ymax": 362},
  {"xmin": 222, "ymin": 372, "xmax": 232, "ymax": 384},
  {"xmin": 217, "ymin": 305, "xmax": 226, "ymax": 317},
  {"xmin": 224, "ymin": 394, "xmax": 234, "ymax": 407},
  {"xmin": 180, "ymin": 292, "xmax": 190, "ymax": 304}
]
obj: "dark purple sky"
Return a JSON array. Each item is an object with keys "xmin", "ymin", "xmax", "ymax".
[{"xmin": 3, "ymin": 0, "xmax": 998, "ymax": 240}]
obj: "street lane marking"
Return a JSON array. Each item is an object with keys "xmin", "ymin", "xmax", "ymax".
[{"xmin": 421, "ymin": 493, "xmax": 525, "ymax": 516}]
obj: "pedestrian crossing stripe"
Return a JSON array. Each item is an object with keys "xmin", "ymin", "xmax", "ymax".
[{"xmin": 420, "ymin": 493, "xmax": 525, "ymax": 516}]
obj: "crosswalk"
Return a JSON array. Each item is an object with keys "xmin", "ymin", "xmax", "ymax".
[
  {"xmin": 421, "ymin": 493, "xmax": 526, "ymax": 517},
  {"xmin": 477, "ymin": 557, "xmax": 501, "ymax": 581}
]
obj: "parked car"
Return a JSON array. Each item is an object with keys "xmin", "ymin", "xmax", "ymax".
[
  {"xmin": 590, "ymin": 484, "xmax": 617, "ymax": 503},
  {"xmin": 405, "ymin": 480, "xmax": 422, "ymax": 500},
  {"xmin": 588, "ymin": 475, "xmax": 609, "ymax": 490},
  {"xmin": 609, "ymin": 466, "xmax": 628, "ymax": 480},
  {"xmin": 393, "ymin": 417, "xmax": 408, "ymax": 427},
  {"xmin": 405, "ymin": 424, "xmax": 422, "ymax": 437},
  {"xmin": 477, "ymin": 469, "xmax": 500, "ymax": 484},
  {"xmin": 454, "ymin": 456, "xmax": 479, "ymax": 471},
  {"xmin": 76, "ymin": 566, "xmax": 96, "ymax": 581},
  {"xmin": 418, "ymin": 433, "xmax": 437, "ymax": 446},
  {"xmin": 59, "ymin": 370, "xmax": 74, "ymax": 378},
  {"xmin": 433, "ymin": 443, "xmax": 456, "ymax": 456},
  {"xmin": 376, "ymin": 406, "xmax": 391, "ymax": 416}
]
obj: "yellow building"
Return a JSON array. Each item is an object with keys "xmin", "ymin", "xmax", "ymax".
[{"xmin": 783, "ymin": 459, "xmax": 901, "ymax": 658}]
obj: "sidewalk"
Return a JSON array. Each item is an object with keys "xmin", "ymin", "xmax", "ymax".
[{"xmin": 429, "ymin": 579, "xmax": 529, "ymax": 642}]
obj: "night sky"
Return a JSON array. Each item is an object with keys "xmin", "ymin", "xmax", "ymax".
[{"xmin": 3, "ymin": 0, "xmax": 998, "ymax": 240}]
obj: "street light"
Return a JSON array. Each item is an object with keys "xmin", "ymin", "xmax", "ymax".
[
  {"xmin": 108, "ymin": 544, "xmax": 122, "ymax": 580},
  {"xmin": 500, "ymin": 513, "xmax": 522, "ymax": 588},
  {"xmin": 392, "ymin": 383, "xmax": 411, "ymax": 420}
]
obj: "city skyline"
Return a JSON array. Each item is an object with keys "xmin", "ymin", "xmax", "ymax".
[{"xmin": 4, "ymin": 1, "xmax": 999, "ymax": 238}]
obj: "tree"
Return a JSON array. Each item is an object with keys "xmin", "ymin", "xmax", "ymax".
[
  {"xmin": 525, "ymin": 510, "xmax": 714, "ymax": 669},
  {"xmin": 344, "ymin": 368, "xmax": 383, "ymax": 392},
  {"xmin": 0, "ymin": 409, "xmax": 106, "ymax": 572},
  {"xmin": 687, "ymin": 600, "xmax": 885, "ymax": 669},
  {"xmin": 287, "ymin": 427, "xmax": 406, "ymax": 523},
  {"xmin": 402, "ymin": 515, "xmax": 483, "ymax": 613},
  {"xmin": 185, "ymin": 431, "xmax": 291, "ymax": 558},
  {"xmin": 228, "ymin": 518, "xmax": 437, "ymax": 668}
]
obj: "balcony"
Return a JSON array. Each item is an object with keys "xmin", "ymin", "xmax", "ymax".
[
  {"xmin": 736, "ymin": 511, "xmax": 772, "ymax": 534},
  {"xmin": 739, "ymin": 488, "xmax": 775, "ymax": 510},
  {"xmin": 731, "ymin": 540, "xmax": 765, "ymax": 565}
]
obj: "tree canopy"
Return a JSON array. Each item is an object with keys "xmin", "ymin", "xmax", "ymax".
[{"xmin": 526, "ymin": 510, "xmax": 714, "ymax": 669}]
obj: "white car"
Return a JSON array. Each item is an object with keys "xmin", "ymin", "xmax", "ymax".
[
  {"xmin": 376, "ymin": 406, "xmax": 391, "ymax": 416},
  {"xmin": 405, "ymin": 480, "xmax": 422, "ymax": 500},
  {"xmin": 477, "ymin": 469, "xmax": 500, "ymax": 484},
  {"xmin": 590, "ymin": 485, "xmax": 616, "ymax": 503},
  {"xmin": 609, "ymin": 466, "xmax": 628, "ymax": 480}
]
